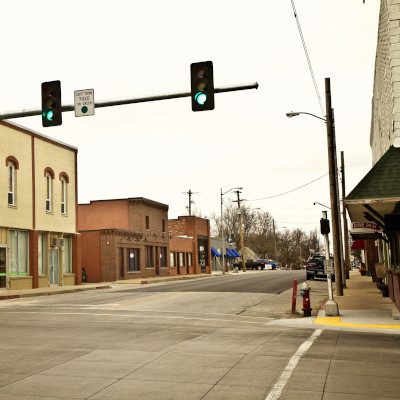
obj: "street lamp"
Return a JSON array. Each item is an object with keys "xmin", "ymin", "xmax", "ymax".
[
  {"xmin": 220, "ymin": 187, "xmax": 242, "ymax": 274},
  {"xmin": 286, "ymin": 78, "xmax": 345, "ymax": 296},
  {"xmin": 313, "ymin": 201, "xmax": 331, "ymax": 209}
]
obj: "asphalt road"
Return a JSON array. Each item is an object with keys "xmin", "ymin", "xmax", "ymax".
[{"xmin": 0, "ymin": 270, "xmax": 400, "ymax": 399}]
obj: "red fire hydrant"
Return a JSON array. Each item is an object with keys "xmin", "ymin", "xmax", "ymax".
[{"xmin": 300, "ymin": 282, "xmax": 312, "ymax": 317}]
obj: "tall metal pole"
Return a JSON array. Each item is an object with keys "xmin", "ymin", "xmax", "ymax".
[
  {"xmin": 325, "ymin": 78, "xmax": 343, "ymax": 296},
  {"xmin": 220, "ymin": 188, "xmax": 225, "ymax": 275},
  {"xmin": 273, "ymin": 219, "xmax": 277, "ymax": 262},
  {"xmin": 341, "ymin": 151, "xmax": 351, "ymax": 279},
  {"xmin": 235, "ymin": 190, "xmax": 246, "ymax": 272},
  {"xmin": 322, "ymin": 211, "xmax": 340, "ymax": 316}
]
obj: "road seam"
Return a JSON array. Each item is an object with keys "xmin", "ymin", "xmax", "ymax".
[{"xmin": 264, "ymin": 329, "xmax": 322, "ymax": 400}]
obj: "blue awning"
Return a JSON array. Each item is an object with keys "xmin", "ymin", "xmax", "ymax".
[
  {"xmin": 232, "ymin": 249, "xmax": 240, "ymax": 257},
  {"xmin": 226, "ymin": 249, "xmax": 235, "ymax": 257},
  {"xmin": 211, "ymin": 247, "xmax": 221, "ymax": 257}
]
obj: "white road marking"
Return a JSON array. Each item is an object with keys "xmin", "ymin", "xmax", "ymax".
[{"xmin": 265, "ymin": 329, "xmax": 322, "ymax": 400}]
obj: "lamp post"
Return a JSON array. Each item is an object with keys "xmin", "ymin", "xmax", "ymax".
[
  {"xmin": 286, "ymin": 78, "xmax": 344, "ymax": 295},
  {"xmin": 220, "ymin": 187, "xmax": 242, "ymax": 274}
]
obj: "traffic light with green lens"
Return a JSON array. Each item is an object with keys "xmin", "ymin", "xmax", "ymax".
[
  {"xmin": 41, "ymin": 80, "xmax": 62, "ymax": 127},
  {"xmin": 190, "ymin": 61, "xmax": 214, "ymax": 111}
]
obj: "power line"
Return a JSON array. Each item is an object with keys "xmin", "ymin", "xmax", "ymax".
[
  {"xmin": 247, "ymin": 173, "xmax": 328, "ymax": 201},
  {"xmin": 290, "ymin": 0, "xmax": 325, "ymax": 116}
]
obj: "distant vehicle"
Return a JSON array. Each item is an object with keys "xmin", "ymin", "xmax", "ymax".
[
  {"xmin": 306, "ymin": 254, "xmax": 335, "ymax": 281},
  {"xmin": 233, "ymin": 259, "xmax": 278, "ymax": 270}
]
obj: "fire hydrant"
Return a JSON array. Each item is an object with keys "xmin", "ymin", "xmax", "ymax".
[{"xmin": 300, "ymin": 282, "xmax": 312, "ymax": 317}]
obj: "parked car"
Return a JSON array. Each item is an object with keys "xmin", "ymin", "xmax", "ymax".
[
  {"xmin": 306, "ymin": 254, "xmax": 335, "ymax": 281},
  {"xmin": 233, "ymin": 259, "xmax": 278, "ymax": 270}
]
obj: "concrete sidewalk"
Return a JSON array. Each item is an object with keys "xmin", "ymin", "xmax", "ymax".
[
  {"xmin": 313, "ymin": 270, "xmax": 400, "ymax": 331},
  {"xmin": 0, "ymin": 273, "xmax": 213, "ymax": 301}
]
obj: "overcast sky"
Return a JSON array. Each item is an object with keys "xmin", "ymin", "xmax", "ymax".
[{"xmin": 0, "ymin": 1, "xmax": 380, "ymax": 234}]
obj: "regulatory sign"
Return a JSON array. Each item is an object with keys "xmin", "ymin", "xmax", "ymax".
[
  {"xmin": 74, "ymin": 89, "xmax": 95, "ymax": 117},
  {"xmin": 324, "ymin": 259, "xmax": 334, "ymax": 275}
]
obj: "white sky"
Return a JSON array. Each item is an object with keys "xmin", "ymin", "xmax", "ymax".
[{"xmin": 0, "ymin": 0, "xmax": 380, "ymax": 233}]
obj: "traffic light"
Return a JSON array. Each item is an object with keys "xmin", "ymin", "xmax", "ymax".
[
  {"xmin": 41, "ymin": 81, "xmax": 62, "ymax": 127},
  {"xmin": 190, "ymin": 61, "xmax": 214, "ymax": 111},
  {"xmin": 320, "ymin": 218, "xmax": 330, "ymax": 235}
]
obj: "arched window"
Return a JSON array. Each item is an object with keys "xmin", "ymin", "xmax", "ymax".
[
  {"xmin": 6, "ymin": 156, "xmax": 19, "ymax": 206},
  {"xmin": 59, "ymin": 172, "xmax": 69, "ymax": 215},
  {"xmin": 44, "ymin": 168, "xmax": 54, "ymax": 213}
]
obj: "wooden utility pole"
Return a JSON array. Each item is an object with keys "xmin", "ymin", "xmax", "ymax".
[
  {"xmin": 234, "ymin": 190, "xmax": 246, "ymax": 272},
  {"xmin": 273, "ymin": 219, "xmax": 277, "ymax": 262},
  {"xmin": 184, "ymin": 189, "xmax": 197, "ymax": 216},
  {"xmin": 325, "ymin": 78, "xmax": 344, "ymax": 296},
  {"xmin": 341, "ymin": 151, "xmax": 351, "ymax": 279}
]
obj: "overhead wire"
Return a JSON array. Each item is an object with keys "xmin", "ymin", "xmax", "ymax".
[
  {"xmin": 290, "ymin": 0, "xmax": 325, "ymax": 116},
  {"xmin": 246, "ymin": 173, "xmax": 328, "ymax": 201}
]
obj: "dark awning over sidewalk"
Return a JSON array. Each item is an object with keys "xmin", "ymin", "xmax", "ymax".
[{"xmin": 345, "ymin": 146, "xmax": 400, "ymax": 232}]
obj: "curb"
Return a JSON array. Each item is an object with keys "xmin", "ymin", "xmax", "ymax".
[
  {"xmin": 114, "ymin": 274, "xmax": 213, "ymax": 285},
  {"xmin": 0, "ymin": 285, "xmax": 112, "ymax": 301}
]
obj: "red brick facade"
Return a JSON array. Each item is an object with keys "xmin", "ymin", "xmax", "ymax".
[
  {"xmin": 388, "ymin": 271, "xmax": 400, "ymax": 312},
  {"xmin": 79, "ymin": 198, "xmax": 169, "ymax": 282},
  {"xmin": 169, "ymin": 216, "xmax": 211, "ymax": 275}
]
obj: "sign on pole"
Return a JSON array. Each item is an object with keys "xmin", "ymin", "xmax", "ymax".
[
  {"xmin": 324, "ymin": 259, "xmax": 334, "ymax": 275},
  {"xmin": 74, "ymin": 89, "xmax": 95, "ymax": 117}
]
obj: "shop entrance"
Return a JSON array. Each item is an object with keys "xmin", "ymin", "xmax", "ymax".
[
  {"xmin": 49, "ymin": 248, "xmax": 59, "ymax": 286},
  {"xmin": 0, "ymin": 247, "xmax": 6, "ymax": 289}
]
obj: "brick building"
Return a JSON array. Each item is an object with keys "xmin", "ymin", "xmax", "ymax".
[
  {"xmin": 78, "ymin": 198, "xmax": 169, "ymax": 282},
  {"xmin": 168, "ymin": 216, "xmax": 211, "ymax": 276},
  {"xmin": 0, "ymin": 121, "xmax": 80, "ymax": 290},
  {"xmin": 345, "ymin": 0, "xmax": 400, "ymax": 312}
]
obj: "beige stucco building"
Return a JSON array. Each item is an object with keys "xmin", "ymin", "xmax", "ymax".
[{"xmin": 0, "ymin": 121, "xmax": 81, "ymax": 290}]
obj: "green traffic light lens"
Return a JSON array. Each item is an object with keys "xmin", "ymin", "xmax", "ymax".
[
  {"xmin": 45, "ymin": 110, "xmax": 54, "ymax": 121},
  {"xmin": 195, "ymin": 92, "xmax": 207, "ymax": 105}
]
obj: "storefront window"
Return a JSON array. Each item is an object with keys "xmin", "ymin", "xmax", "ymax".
[
  {"xmin": 38, "ymin": 233, "xmax": 47, "ymax": 275},
  {"xmin": 9, "ymin": 230, "xmax": 28, "ymax": 275},
  {"xmin": 62, "ymin": 236, "xmax": 72, "ymax": 273}
]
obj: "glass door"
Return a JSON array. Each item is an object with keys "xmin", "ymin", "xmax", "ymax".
[
  {"xmin": 49, "ymin": 248, "xmax": 59, "ymax": 286},
  {"xmin": 0, "ymin": 247, "xmax": 6, "ymax": 288}
]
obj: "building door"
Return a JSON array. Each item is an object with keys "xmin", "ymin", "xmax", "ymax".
[
  {"xmin": 118, "ymin": 248, "xmax": 125, "ymax": 279},
  {"xmin": 49, "ymin": 248, "xmax": 59, "ymax": 286},
  {"xmin": 0, "ymin": 247, "xmax": 6, "ymax": 289}
]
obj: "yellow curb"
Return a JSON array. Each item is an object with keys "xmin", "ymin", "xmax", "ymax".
[{"xmin": 314, "ymin": 316, "xmax": 400, "ymax": 330}]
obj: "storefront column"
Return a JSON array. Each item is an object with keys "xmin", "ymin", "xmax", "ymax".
[
  {"xmin": 72, "ymin": 234, "xmax": 82, "ymax": 285},
  {"xmin": 29, "ymin": 231, "xmax": 39, "ymax": 289},
  {"xmin": 365, "ymin": 239, "xmax": 379, "ymax": 282}
]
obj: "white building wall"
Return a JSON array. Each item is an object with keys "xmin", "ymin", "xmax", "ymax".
[{"xmin": 371, "ymin": 0, "xmax": 400, "ymax": 163}]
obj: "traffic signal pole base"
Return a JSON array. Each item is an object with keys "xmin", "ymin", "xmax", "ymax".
[{"xmin": 325, "ymin": 299, "xmax": 340, "ymax": 317}]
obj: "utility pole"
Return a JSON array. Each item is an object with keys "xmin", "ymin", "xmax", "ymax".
[
  {"xmin": 325, "ymin": 78, "xmax": 343, "ymax": 296},
  {"xmin": 233, "ymin": 190, "xmax": 246, "ymax": 272},
  {"xmin": 341, "ymin": 151, "xmax": 351, "ymax": 279},
  {"xmin": 184, "ymin": 189, "xmax": 197, "ymax": 216},
  {"xmin": 273, "ymin": 219, "xmax": 277, "ymax": 262},
  {"xmin": 332, "ymin": 110, "xmax": 346, "ymax": 289}
]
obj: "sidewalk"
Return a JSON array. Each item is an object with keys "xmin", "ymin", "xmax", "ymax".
[
  {"xmin": 268, "ymin": 270, "xmax": 400, "ymax": 333},
  {"xmin": 313, "ymin": 269, "xmax": 400, "ymax": 330},
  {"xmin": 0, "ymin": 273, "xmax": 213, "ymax": 301}
]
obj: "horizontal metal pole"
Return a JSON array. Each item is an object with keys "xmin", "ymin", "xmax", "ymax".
[{"xmin": 0, "ymin": 82, "xmax": 259, "ymax": 120}]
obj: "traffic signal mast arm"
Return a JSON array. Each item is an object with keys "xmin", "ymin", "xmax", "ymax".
[{"xmin": 0, "ymin": 82, "xmax": 259, "ymax": 121}]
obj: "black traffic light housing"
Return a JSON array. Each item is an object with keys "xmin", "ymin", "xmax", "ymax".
[
  {"xmin": 41, "ymin": 80, "xmax": 62, "ymax": 127},
  {"xmin": 190, "ymin": 61, "xmax": 215, "ymax": 111},
  {"xmin": 320, "ymin": 218, "xmax": 330, "ymax": 235}
]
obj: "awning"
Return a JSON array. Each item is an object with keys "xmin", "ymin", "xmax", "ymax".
[
  {"xmin": 345, "ymin": 146, "xmax": 400, "ymax": 228},
  {"xmin": 351, "ymin": 239, "xmax": 365, "ymax": 250},
  {"xmin": 225, "ymin": 248, "xmax": 240, "ymax": 257},
  {"xmin": 232, "ymin": 249, "xmax": 241, "ymax": 257},
  {"xmin": 211, "ymin": 247, "xmax": 221, "ymax": 257}
]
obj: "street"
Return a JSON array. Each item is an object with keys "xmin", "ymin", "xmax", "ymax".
[{"xmin": 0, "ymin": 270, "xmax": 399, "ymax": 400}]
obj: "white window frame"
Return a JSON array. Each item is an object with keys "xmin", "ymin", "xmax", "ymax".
[
  {"xmin": 60, "ymin": 177, "xmax": 67, "ymax": 215},
  {"xmin": 46, "ymin": 174, "xmax": 53, "ymax": 213},
  {"xmin": 7, "ymin": 162, "xmax": 16, "ymax": 206}
]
